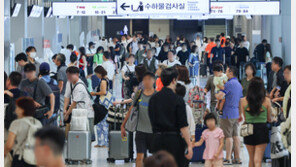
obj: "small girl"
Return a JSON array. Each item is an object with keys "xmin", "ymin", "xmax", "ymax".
[
  {"xmin": 188, "ymin": 45, "xmax": 199, "ymax": 77},
  {"xmin": 213, "ymin": 64, "xmax": 228, "ymax": 115},
  {"xmin": 193, "ymin": 113, "xmax": 224, "ymax": 167}
]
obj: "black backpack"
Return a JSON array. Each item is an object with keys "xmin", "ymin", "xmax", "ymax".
[
  {"xmin": 4, "ymin": 91, "xmax": 27, "ymax": 130},
  {"xmin": 45, "ymin": 78, "xmax": 60, "ymax": 113}
]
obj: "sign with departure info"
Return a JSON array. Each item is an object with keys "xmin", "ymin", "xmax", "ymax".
[
  {"xmin": 117, "ymin": 0, "xmax": 210, "ymax": 15},
  {"xmin": 211, "ymin": 1, "xmax": 280, "ymax": 15},
  {"xmin": 52, "ymin": 2, "xmax": 116, "ymax": 16}
]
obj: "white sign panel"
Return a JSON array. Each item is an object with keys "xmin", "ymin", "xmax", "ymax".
[
  {"xmin": 117, "ymin": 0, "xmax": 210, "ymax": 15},
  {"xmin": 211, "ymin": 1, "xmax": 280, "ymax": 15},
  {"xmin": 53, "ymin": 2, "xmax": 116, "ymax": 16}
]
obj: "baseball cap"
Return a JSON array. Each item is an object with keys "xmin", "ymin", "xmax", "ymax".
[
  {"xmin": 39, "ymin": 62, "xmax": 50, "ymax": 73},
  {"xmin": 89, "ymin": 42, "xmax": 96, "ymax": 47}
]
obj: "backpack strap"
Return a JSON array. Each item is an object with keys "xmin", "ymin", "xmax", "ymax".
[
  {"xmin": 133, "ymin": 89, "xmax": 143, "ymax": 109},
  {"xmin": 33, "ymin": 79, "xmax": 39, "ymax": 100},
  {"xmin": 71, "ymin": 82, "xmax": 92, "ymax": 100}
]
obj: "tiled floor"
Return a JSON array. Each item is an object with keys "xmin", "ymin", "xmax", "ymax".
[
  {"xmin": 67, "ymin": 74, "xmax": 272, "ymax": 167},
  {"xmin": 66, "ymin": 143, "xmax": 272, "ymax": 167}
]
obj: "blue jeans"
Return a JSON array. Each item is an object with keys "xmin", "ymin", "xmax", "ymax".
[
  {"xmin": 96, "ymin": 115, "xmax": 109, "ymax": 146},
  {"xmin": 41, "ymin": 113, "xmax": 58, "ymax": 127}
]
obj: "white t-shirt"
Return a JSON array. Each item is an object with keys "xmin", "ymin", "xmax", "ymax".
[
  {"xmin": 155, "ymin": 47, "xmax": 161, "ymax": 57},
  {"xmin": 163, "ymin": 59, "xmax": 181, "ymax": 67},
  {"xmin": 186, "ymin": 104, "xmax": 196, "ymax": 136},
  {"xmin": 242, "ymin": 41, "xmax": 250, "ymax": 50},
  {"xmin": 121, "ymin": 64, "xmax": 136, "ymax": 74},
  {"xmin": 64, "ymin": 79, "xmax": 94, "ymax": 118},
  {"xmin": 131, "ymin": 41, "xmax": 139, "ymax": 55},
  {"xmin": 102, "ymin": 60, "xmax": 115, "ymax": 80},
  {"xmin": 175, "ymin": 47, "xmax": 182, "ymax": 54},
  {"xmin": 60, "ymin": 48, "xmax": 72, "ymax": 66},
  {"xmin": 178, "ymin": 81, "xmax": 194, "ymax": 103},
  {"xmin": 86, "ymin": 48, "xmax": 96, "ymax": 55}
]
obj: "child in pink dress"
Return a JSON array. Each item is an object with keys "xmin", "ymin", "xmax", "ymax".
[{"xmin": 193, "ymin": 113, "xmax": 224, "ymax": 167}]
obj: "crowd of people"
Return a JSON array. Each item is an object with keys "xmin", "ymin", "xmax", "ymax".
[{"xmin": 3, "ymin": 32, "xmax": 291, "ymax": 167}]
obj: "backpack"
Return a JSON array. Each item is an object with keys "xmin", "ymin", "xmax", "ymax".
[
  {"xmin": 4, "ymin": 91, "xmax": 27, "ymax": 130},
  {"xmin": 21, "ymin": 118, "xmax": 42, "ymax": 165},
  {"xmin": 45, "ymin": 78, "xmax": 60, "ymax": 113}
]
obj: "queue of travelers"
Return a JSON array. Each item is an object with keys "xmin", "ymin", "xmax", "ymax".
[{"xmin": 4, "ymin": 32, "xmax": 291, "ymax": 167}]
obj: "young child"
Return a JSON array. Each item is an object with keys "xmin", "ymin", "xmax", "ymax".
[
  {"xmin": 193, "ymin": 113, "xmax": 224, "ymax": 167},
  {"xmin": 213, "ymin": 64, "xmax": 228, "ymax": 115}
]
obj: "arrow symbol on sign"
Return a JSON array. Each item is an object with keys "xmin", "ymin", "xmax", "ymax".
[{"xmin": 120, "ymin": 3, "xmax": 130, "ymax": 10}]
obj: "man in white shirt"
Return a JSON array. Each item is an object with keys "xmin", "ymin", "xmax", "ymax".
[
  {"xmin": 163, "ymin": 51, "xmax": 181, "ymax": 67},
  {"xmin": 102, "ymin": 51, "xmax": 115, "ymax": 89},
  {"xmin": 130, "ymin": 35, "xmax": 139, "ymax": 55},
  {"xmin": 241, "ymin": 35, "xmax": 250, "ymax": 51},
  {"xmin": 63, "ymin": 66, "xmax": 95, "ymax": 140}
]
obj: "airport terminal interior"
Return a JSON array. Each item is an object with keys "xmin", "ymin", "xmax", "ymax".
[{"xmin": 3, "ymin": 0, "xmax": 292, "ymax": 167}]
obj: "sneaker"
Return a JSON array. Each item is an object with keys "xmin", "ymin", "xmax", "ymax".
[{"xmin": 223, "ymin": 159, "xmax": 232, "ymax": 165}]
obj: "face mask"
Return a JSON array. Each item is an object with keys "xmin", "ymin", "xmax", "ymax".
[
  {"xmin": 30, "ymin": 52, "xmax": 36, "ymax": 58},
  {"xmin": 91, "ymin": 49, "xmax": 96, "ymax": 53}
]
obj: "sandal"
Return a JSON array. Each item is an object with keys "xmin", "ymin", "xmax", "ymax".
[
  {"xmin": 233, "ymin": 159, "xmax": 242, "ymax": 164},
  {"xmin": 223, "ymin": 159, "xmax": 232, "ymax": 165}
]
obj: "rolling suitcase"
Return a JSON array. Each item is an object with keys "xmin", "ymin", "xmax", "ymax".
[
  {"xmin": 107, "ymin": 131, "xmax": 130, "ymax": 163},
  {"xmin": 107, "ymin": 104, "xmax": 132, "ymax": 163},
  {"xmin": 191, "ymin": 124, "xmax": 207, "ymax": 162},
  {"xmin": 66, "ymin": 131, "xmax": 92, "ymax": 164},
  {"xmin": 199, "ymin": 64, "xmax": 207, "ymax": 77}
]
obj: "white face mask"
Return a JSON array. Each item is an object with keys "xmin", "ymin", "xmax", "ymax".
[
  {"xmin": 91, "ymin": 49, "xmax": 96, "ymax": 53},
  {"xmin": 30, "ymin": 52, "xmax": 36, "ymax": 58}
]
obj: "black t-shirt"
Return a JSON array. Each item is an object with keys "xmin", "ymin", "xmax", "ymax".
[
  {"xmin": 4, "ymin": 88, "xmax": 28, "ymax": 103},
  {"xmin": 148, "ymin": 87, "xmax": 188, "ymax": 133},
  {"xmin": 115, "ymin": 42, "xmax": 121, "ymax": 55},
  {"xmin": 235, "ymin": 47, "xmax": 249, "ymax": 63},
  {"xmin": 224, "ymin": 46, "xmax": 232, "ymax": 58},
  {"xmin": 157, "ymin": 50, "xmax": 168, "ymax": 62},
  {"xmin": 254, "ymin": 44, "xmax": 265, "ymax": 62},
  {"xmin": 177, "ymin": 51, "xmax": 190, "ymax": 65}
]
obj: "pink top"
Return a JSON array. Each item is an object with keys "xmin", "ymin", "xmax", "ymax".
[{"xmin": 201, "ymin": 127, "xmax": 224, "ymax": 160}]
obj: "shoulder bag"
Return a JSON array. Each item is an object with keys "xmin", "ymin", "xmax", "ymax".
[{"xmin": 125, "ymin": 89, "xmax": 143, "ymax": 132}]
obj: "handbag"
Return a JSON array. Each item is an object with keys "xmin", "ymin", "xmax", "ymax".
[
  {"xmin": 125, "ymin": 90, "xmax": 142, "ymax": 132},
  {"xmin": 240, "ymin": 123, "xmax": 254, "ymax": 137},
  {"xmin": 93, "ymin": 103, "xmax": 108, "ymax": 125},
  {"xmin": 270, "ymin": 125, "xmax": 289, "ymax": 159}
]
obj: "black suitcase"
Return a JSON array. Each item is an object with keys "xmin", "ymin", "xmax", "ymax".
[{"xmin": 199, "ymin": 64, "xmax": 207, "ymax": 77}]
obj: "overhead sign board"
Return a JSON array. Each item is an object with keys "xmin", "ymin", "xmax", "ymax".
[
  {"xmin": 117, "ymin": 0, "xmax": 210, "ymax": 15},
  {"xmin": 211, "ymin": 1, "xmax": 280, "ymax": 15},
  {"xmin": 52, "ymin": 2, "xmax": 116, "ymax": 16}
]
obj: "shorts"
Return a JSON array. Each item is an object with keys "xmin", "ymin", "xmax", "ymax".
[
  {"xmin": 220, "ymin": 118, "xmax": 239, "ymax": 138},
  {"xmin": 135, "ymin": 131, "xmax": 153, "ymax": 154},
  {"xmin": 204, "ymin": 159, "xmax": 223, "ymax": 167},
  {"xmin": 244, "ymin": 123, "xmax": 269, "ymax": 145}
]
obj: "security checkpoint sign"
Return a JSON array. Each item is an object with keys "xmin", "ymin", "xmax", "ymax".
[
  {"xmin": 117, "ymin": 0, "xmax": 210, "ymax": 15},
  {"xmin": 52, "ymin": 2, "xmax": 116, "ymax": 16}
]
